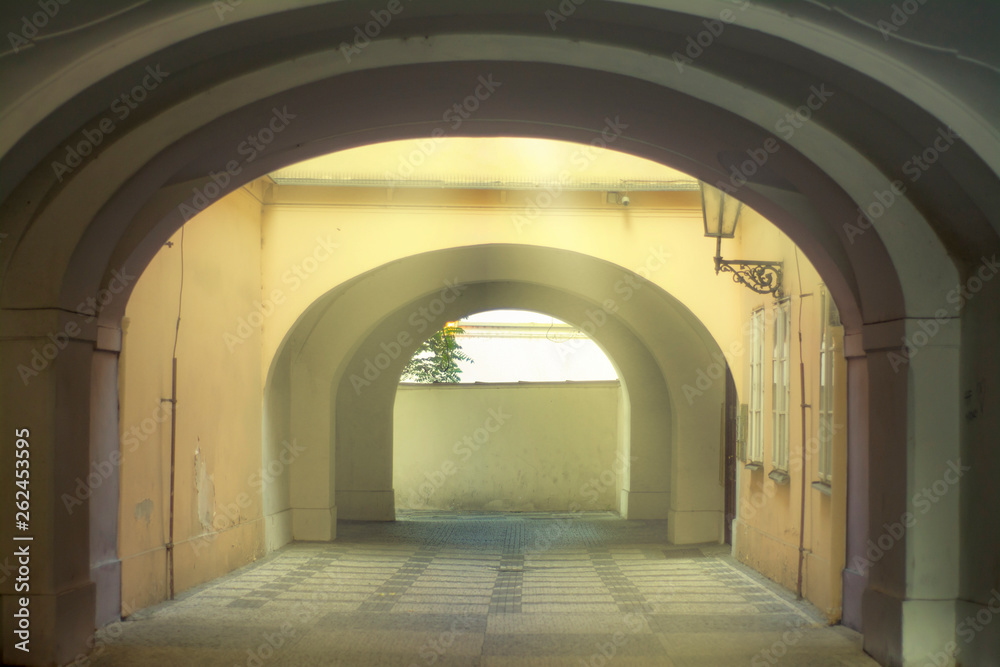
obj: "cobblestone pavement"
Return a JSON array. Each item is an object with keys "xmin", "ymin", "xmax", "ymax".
[{"xmin": 87, "ymin": 512, "xmax": 879, "ymax": 666}]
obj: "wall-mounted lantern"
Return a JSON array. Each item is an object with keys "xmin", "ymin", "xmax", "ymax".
[{"xmin": 700, "ymin": 182, "xmax": 783, "ymax": 297}]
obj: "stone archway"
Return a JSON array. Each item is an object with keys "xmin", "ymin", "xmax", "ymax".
[
  {"xmin": 269, "ymin": 245, "xmax": 728, "ymax": 546},
  {"xmin": 2, "ymin": 3, "xmax": 996, "ymax": 665}
]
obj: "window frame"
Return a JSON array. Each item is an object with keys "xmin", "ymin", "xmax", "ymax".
[
  {"xmin": 771, "ymin": 298, "xmax": 791, "ymax": 471},
  {"xmin": 817, "ymin": 288, "xmax": 840, "ymax": 483},
  {"xmin": 747, "ymin": 308, "xmax": 765, "ymax": 465}
]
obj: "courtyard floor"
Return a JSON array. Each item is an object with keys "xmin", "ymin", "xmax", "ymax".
[{"xmin": 85, "ymin": 511, "xmax": 879, "ymax": 666}]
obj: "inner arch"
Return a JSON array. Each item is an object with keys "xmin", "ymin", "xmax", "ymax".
[{"xmin": 271, "ymin": 243, "xmax": 729, "ymax": 545}]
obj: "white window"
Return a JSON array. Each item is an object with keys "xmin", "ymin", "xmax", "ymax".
[
  {"xmin": 748, "ymin": 308, "xmax": 765, "ymax": 464},
  {"xmin": 818, "ymin": 288, "xmax": 840, "ymax": 482},
  {"xmin": 772, "ymin": 299, "xmax": 791, "ymax": 470}
]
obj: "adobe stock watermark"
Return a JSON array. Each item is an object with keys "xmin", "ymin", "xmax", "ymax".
[
  {"xmin": 751, "ymin": 617, "xmax": 816, "ymax": 666},
  {"xmin": 240, "ymin": 590, "xmax": 336, "ymax": 667},
  {"xmin": 401, "ymin": 407, "xmax": 511, "ymax": 509},
  {"xmin": 579, "ymin": 451, "xmax": 634, "ymax": 507},
  {"xmin": 349, "ymin": 279, "xmax": 467, "ymax": 395},
  {"xmin": 223, "ymin": 235, "xmax": 339, "ymax": 352},
  {"xmin": 190, "ymin": 438, "xmax": 306, "ymax": 557},
  {"xmin": 885, "ymin": 254, "xmax": 998, "ymax": 373},
  {"xmin": 237, "ymin": 589, "xmax": 335, "ymax": 667},
  {"xmin": 239, "ymin": 622, "xmax": 297, "ymax": 667},
  {"xmin": 64, "ymin": 592, "xmax": 314, "ymax": 666},
  {"xmin": 716, "ymin": 84, "xmax": 834, "ymax": 194},
  {"xmin": 383, "ymin": 74, "xmax": 502, "ymax": 189},
  {"xmin": 544, "ymin": 0, "xmax": 586, "ymax": 30},
  {"xmin": 51, "ymin": 63, "xmax": 170, "ymax": 182},
  {"xmin": 516, "ymin": 464, "xmax": 656, "ymax": 667},
  {"xmin": 671, "ymin": 0, "xmax": 752, "ymax": 72},
  {"xmin": 511, "ymin": 115, "xmax": 629, "ymax": 233},
  {"xmin": 682, "ymin": 352, "xmax": 731, "ymax": 405},
  {"xmin": 920, "ymin": 589, "xmax": 1000, "ymax": 667},
  {"xmin": 877, "ymin": 0, "xmax": 929, "ymax": 40},
  {"xmin": 213, "ymin": 0, "xmax": 242, "ymax": 21},
  {"xmin": 578, "ymin": 612, "xmax": 648, "ymax": 667},
  {"xmin": 178, "ymin": 106, "xmax": 297, "ymax": 221},
  {"xmin": 555, "ymin": 246, "xmax": 669, "ymax": 361},
  {"xmin": 18, "ymin": 268, "xmax": 136, "ymax": 386},
  {"xmin": 409, "ymin": 612, "xmax": 478, "ymax": 666},
  {"xmin": 61, "ymin": 401, "xmax": 173, "ymax": 514},
  {"xmin": 241, "ymin": 587, "xmax": 334, "ymax": 667},
  {"xmin": 847, "ymin": 459, "xmax": 970, "ymax": 577},
  {"xmin": 843, "ymin": 126, "xmax": 960, "ymax": 244},
  {"xmin": 527, "ymin": 452, "xmax": 637, "ymax": 554},
  {"xmin": 681, "ymin": 303, "xmax": 790, "ymax": 405},
  {"xmin": 739, "ymin": 420, "xmax": 845, "ymax": 521},
  {"xmin": 339, "ymin": 0, "xmax": 407, "ymax": 62},
  {"xmin": 6, "ymin": 0, "xmax": 71, "ymax": 54}
]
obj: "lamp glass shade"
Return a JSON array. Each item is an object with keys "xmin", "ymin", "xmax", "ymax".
[{"xmin": 700, "ymin": 182, "xmax": 742, "ymax": 238}]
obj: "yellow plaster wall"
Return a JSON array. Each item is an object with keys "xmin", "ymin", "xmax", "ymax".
[
  {"xmin": 118, "ymin": 185, "xmax": 265, "ymax": 612},
  {"xmin": 731, "ymin": 205, "xmax": 848, "ymax": 622},
  {"xmin": 258, "ymin": 186, "xmax": 742, "ymax": 388},
  {"xmin": 116, "ymin": 138, "xmax": 847, "ymax": 620}
]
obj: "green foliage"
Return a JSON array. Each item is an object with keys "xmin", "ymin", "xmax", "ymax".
[{"xmin": 401, "ymin": 325, "xmax": 473, "ymax": 383}]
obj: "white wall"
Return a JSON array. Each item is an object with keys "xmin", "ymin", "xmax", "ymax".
[
  {"xmin": 394, "ymin": 382, "xmax": 621, "ymax": 512},
  {"xmin": 450, "ymin": 334, "xmax": 618, "ymax": 382}
]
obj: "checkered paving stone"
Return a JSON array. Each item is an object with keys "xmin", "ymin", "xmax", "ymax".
[
  {"xmin": 489, "ymin": 552, "xmax": 524, "ymax": 614},
  {"xmin": 357, "ymin": 547, "xmax": 438, "ymax": 612},
  {"xmin": 89, "ymin": 512, "xmax": 878, "ymax": 666}
]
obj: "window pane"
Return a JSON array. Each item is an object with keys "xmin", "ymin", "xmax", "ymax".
[
  {"xmin": 772, "ymin": 300, "xmax": 790, "ymax": 470},
  {"xmin": 817, "ymin": 289, "xmax": 835, "ymax": 482},
  {"xmin": 749, "ymin": 309, "xmax": 764, "ymax": 463}
]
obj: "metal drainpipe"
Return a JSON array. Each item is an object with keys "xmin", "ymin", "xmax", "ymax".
[
  {"xmin": 166, "ymin": 358, "xmax": 178, "ymax": 600},
  {"xmin": 796, "ymin": 332, "xmax": 808, "ymax": 599},
  {"xmin": 166, "ymin": 227, "xmax": 184, "ymax": 600},
  {"xmin": 793, "ymin": 247, "xmax": 811, "ymax": 601}
]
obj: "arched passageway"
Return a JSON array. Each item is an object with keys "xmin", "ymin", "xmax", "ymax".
[
  {"xmin": 269, "ymin": 245, "xmax": 726, "ymax": 544},
  {"xmin": 1, "ymin": 3, "xmax": 997, "ymax": 665}
]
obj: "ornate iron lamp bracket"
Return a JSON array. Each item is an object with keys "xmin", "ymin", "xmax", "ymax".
[
  {"xmin": 701, "ymin": 183, "xmax": 784, "ymax": 298},
  {"xmin": 715, "ymin": 257, "xmax": 784, "ymax": 297}
]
